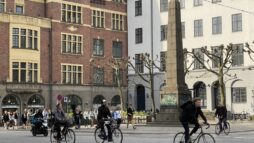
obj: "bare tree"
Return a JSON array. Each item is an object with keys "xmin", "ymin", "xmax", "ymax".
[
  {"xmin": 185, "ymin": 42, "xmax": 254, "ymax": 106},
  {"xmin": 128, "ymin": 53, "xmax": 162, "ymax": 116}
]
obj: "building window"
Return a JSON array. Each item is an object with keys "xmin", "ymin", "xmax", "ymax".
[
  {"xmin": 93, "ymin": 39, "xmax": 104, "ymax": 56},
  {"xmin": 194, "ymin": 0, "xmax": 203, "ymax": 6},
  {"xmin": 15, "ymin": 5, "xmax": 24, "ymax": 14},
  {"xmin": 135, "ymin": 28, "xmax": 143, "ymax": 44},
  {"xmin": 112, "ymin": 13, "xmax": 124, "ymax": 31},
  {"xmin": 61, "ymin": 64, "xmax": 83, "ymax": 84},
  {"xmin": 161, "ymin": 25, "xmax": 168, "ymax": 41},
  {"xmin": 112, "ymin": 41, "xmax": 122, "ymax": 58},
  {"xmin": 182, "ymin": 22, "xmax": 185, "ymax": 38},
  {"xmin": 61, "ymin": 34, "xmax": 83, "ymax": 54},
  {"xmin": 62, "ymin": 4, "xmax": 82, "ymax": 24},
  {"xmin": 180, "ymin": 0, "xmax": 185, "ymax": 9},
  {"xmin": 92, "ymin": 10, "xmax": 105, "ymax": 28},
  {"xmin": 160, "ymin": 51, "xmax": 166, "ymax": 72},
  {"xmin": 232, "ymin": 44, "xmax": 244, "ymax": 67},
  {"xmin": 194, "ymin": 19, "xmax": 203, "ymax": 37},
  {"xmin": 12, "ymin": 62, "xmax": 38, "ymax": 83},
  {"xmin": 12, "ymin": 28, "xmax": 38, "ymax": 50},
  {"xmin": 193, "ymin": 48, "xmax": 204, "ymax": 69},
  {"xmin": 212, "ymin": 0, "xmax": 221, "ymax": 3},
  {"xmin": 160, "ymin": 0, "xmax": 168, "ymax": 12},
  {"xmin": 113, "ymin": 69, "xmax": 123, "ymax": 85},
  {"xmin": 232, "ymin": 87, "xmax": 247, "ymax": 103},
  {"xmin": 135, "ymin": 54, "xmax": 144, "ymax": 73},
  {"xmin": 232, "ymin": 13, "xmax": 242, "ymax": 32},
  {"xmin": 212, "ymin": 46, "xmax": 223, "ymax": 68},
  {"xmin": 135, "ymin": 0, "xmax": 142, "ymax": 16},
  {"xmin": 212, "ymin": 16, "xmax": 222, "ymax": 35},
  {"xmin": 93, "ymin": 67, "xmax": 104, "ymax": 85},
  {"xmin": 0, "ymin": 0, "xmax": 5, "ymax": 12}
]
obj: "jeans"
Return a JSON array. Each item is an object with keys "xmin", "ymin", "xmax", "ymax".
[
  {"xmin": 181, "ymin": 122, "xmax": 200, "ymax": 143},
  {"xmin": 219, "ymin": 117, "xmax": 227, "ymax": 130},
  {"xmin": 99, "ymin": 120, "xmax": 112, "ymax": 140}
]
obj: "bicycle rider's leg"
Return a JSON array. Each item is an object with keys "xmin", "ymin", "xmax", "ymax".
[
  {"xmin": 190, "ymin": 122, "xmax": 200, "ymax": 136},
  {"xmin": 106, "ymin": 124, "xmax": 112, "ymax": 142},
  {"xmin": 223, "ymin": 118, "xmax": 228, "ymax": 129},
  {"xmin": 219, "ymin": 117, "xmax": 223, "ymax": 131},
  {"xmin": 181, "ymin": 122, "xmax": 190, "ymax": 143},
  {"xmin": 55, "ymin": 122, "xmax": 61, "ymax": 140}
]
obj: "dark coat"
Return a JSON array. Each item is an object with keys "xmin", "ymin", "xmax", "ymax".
[
  {"xmin": 215, "ymin": 106, "xmax": 227, "ymax": 118},
  {"xmin": 179, "ymin": 101, "xmax": 207, "ymax": 124},
  {"xmin": 3, "ymin": 114, "xmax": 9, "ymax": 122},
  {"xmin": 97, "ymin": 105, "xmax": 111, "ymax": 121},
  {"xmin": 127, "ymin": 107, "xmax": 134, "ymax": 117}
]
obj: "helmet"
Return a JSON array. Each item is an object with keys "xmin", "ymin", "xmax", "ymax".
[{"xmin": 101, "ymin": 99, "xmax": 106, "ymax": 104}]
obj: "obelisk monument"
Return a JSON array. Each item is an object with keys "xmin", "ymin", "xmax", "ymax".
[{"xmin": 156, "ymin": 0, "xmax": 190, "ymax": 124}]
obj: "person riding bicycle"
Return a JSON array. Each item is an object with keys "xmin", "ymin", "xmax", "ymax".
[
  {"xmin": 97, "ymin": 99, "xmax": 112, "ymax": 142},
  {"xmin": 215, "ymin": 103, "xmax": 227, "ymax": 133},
  {"xmin": 179, "ymin": 97, "xmax": 208, "ymax": 143},
  {"xmin": 54, "ymin": 103, "xmax": 69, "ymax": 142}
]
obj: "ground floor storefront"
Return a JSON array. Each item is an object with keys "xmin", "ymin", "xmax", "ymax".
[{"xmin": 0, "ymin": 83, "xmax": 126, "ymax": 115}]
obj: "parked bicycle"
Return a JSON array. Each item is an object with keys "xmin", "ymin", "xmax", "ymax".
[
  {"xmin": 173, "ymin": 123, "xmax": 215, "ymax": 143},
  {"xmin": 215, "ymin": 118, "xmax": 230, "ymax": 135},
  {"xmin": 49, "ymin": 116, "xmax": 76, "ymax": 143},
  {"xmin": 94, "ymin": 118, "xmax": 123, "ymax": 143}
]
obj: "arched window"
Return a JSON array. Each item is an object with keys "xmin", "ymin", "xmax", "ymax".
[
  {"xmin": 194, "ymin": 82, "xmax": 207, "ymax": 107},
  {"xmin": 2, "ymin": 95, "xmax": 20, "ymax": 110},
  {"xmin": 93, "ymin": 95, "xmax": 105, "ymax": 104},
  {"xmin": 62, "ymin": 95, "xmax": 82, "ymax": 113},
  {"xmin": 27, "ymin": 94, "xmax": 45, "ymax": 108},
  {"xmin": 111, "ymin": 95, "xmax": 121, "ymax": 106}
]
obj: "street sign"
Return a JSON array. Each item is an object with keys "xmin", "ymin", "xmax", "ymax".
[{"xmin": 64, "ymin": 97, "xmax": 68, "ymax": 102}]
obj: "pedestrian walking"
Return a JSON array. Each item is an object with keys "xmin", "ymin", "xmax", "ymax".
[
  {"xmin": 2, "ymin": 111, "xmax": 10, "ymax": 129},
  {"xmin": 74, "ymin": 106, "xmax": 82, "ymax": 129},
  {"xmin": 127, "ymin": 104, "xmax": 136, "ymax": 129},
  {"xmin": 21, "ymin": 109, "xmax": 28, "ymax": 129}
]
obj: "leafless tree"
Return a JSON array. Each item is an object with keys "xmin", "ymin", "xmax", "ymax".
[{"xmin": 185, "ymin": 42, "xmax": 254, "ymax": 106}]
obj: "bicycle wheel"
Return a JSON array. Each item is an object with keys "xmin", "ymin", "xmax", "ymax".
[
  {"xmin": 223, "ymin": 122, "xmax": 230, "ymax": 135},
  {"xmin": 112, "ymin": 128, "xmax": 123, "ymax": 143},
  {"xmin": 198, "ymin": 133, "xmax": 215, "ymax": 143},
  {"xmin": 94, "ymin": 127, "xmax": 105, "ymax": 143},
  {"xmin": 173, "ymin": 132, "xmax": 185, "ymax": 143},
  {"xmin": 215, "ymin": 124, "xmax": 221, "ymax": 135},
  {"xmin": 50, "ymin": 130, "xmax": 59, "ymax": 143},
  {"xmin": 65, "ymin": 129, "xmax": 76, "ymax": 143}
]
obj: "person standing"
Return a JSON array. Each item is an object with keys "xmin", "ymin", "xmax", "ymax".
[
  {"xmin": 112, "ymin": 107, "xmax": 122, "ymax": 128},
  {"xmin": 215, "ymin": 103, "xmax": 228, "ymax": 133},
  {"xmin": 42, "ymin": 108, "xmax": 49, "ymax": 120},
  {"xmin": 127, "ymin": 104, "xmax": 135, "ymax": 129},
  {"xmin": 13, "ymin": 111, "xmax": 18, "ymax": 129},
  {"xmin": 2, "ymin": 111, "xmax": 10, "ymax": 129},
  {"xmin": 21, "ymin": 109, "xmax": 28, "ymax": 129},
  {"xmin": 73, "ymin": 106, "xmax": 82, "ymax": 129}
]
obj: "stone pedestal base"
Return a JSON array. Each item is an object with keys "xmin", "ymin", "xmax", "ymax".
[{"xmin": 152, "ymin": 106, "xmax": 181, "ymax": 125}]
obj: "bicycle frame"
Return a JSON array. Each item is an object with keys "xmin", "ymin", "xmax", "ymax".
[{"xmin": 189, "ymin": 124, "xmax": 209, "ymax": 143}]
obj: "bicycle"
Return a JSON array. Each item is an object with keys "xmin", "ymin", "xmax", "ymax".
[
  {"xmin": 49, "ymin": 118, "xmax": 76, "ymax": 143},
  {"xmin": 173, "ymin": 123, "xmax": 215, "ymax": 143},
  {"xmin": 215, "ymin": 117, "xmax": 230, "ymax": 135},
  {"xmin": 94, "ymin": 118, "xmax": 123, "ymax": 143}
]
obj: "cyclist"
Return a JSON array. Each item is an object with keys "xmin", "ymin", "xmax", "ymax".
[
  {"xmin": 179, "ymin": 97, "xmax": 208, "ymax": 143},
  {"xmin": 54, "ymin": 103, "xmax": 69, "ymax": 143},
  {"xmin": 215, "ymin": 103, "xmax": 227, "ymax": 133},
  {"xmin": 97, "ymin": 99, "xmax": 112, "ymax": 142}
]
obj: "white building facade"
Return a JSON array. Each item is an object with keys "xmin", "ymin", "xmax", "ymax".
[{"xmin": 128, "ymin": 0, "xmax": 254, "ymax": 115}]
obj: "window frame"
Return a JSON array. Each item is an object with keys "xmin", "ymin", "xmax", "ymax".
[
  {"xmin": 92, "ymin": 10, "xmax": 105, "ymax": 28},
  {"xmin": 15, "ymin": 4, "xmax": 24, "ymax": 14},
  {"xmin": 112, "ymin": 13, "xmax": 124, "ymax": 31},
  {"xmin": 93, "ymin": 38, "xmax": 104, "ymax": 56},
  {"xmin": 93, "ymin": 67, "xmax": 104, "ymax": 85},
  {"xmin": 12, "ymin": 28, "xmax": 39, "ymax": 50},
  {"xmin": 61, "ymin": 3, "xmax": 82, "ymax": 24},
  {"xmin": 232, "ymin": 87, "xmax": 247, "ymax": 103},
  {"xmin": 160, "ymin": 25, "xmax": 168, "ymax": 41},
  {"xmin": 212, "ymin": 16, "xmax": 222, "ymax": 35},
  {"xmin": 61, "ymin": 64, "xmax": 83, "ymax": 84},
  {"xmin": 12, "ymin": 62, "xmax": 38, "ymax": 83},
  {"xmin": 61, "ymin": 33, "xmax": 83, "ymax": 55},
  {"xmin": 193, "ymin": 48, "xmax": 204, "ymax": 69},
  {"xmin": 112, "ymin": 41, "xmax": 123, "ymax": 58},
  {"xmin": 194, "ymin": 0, "xmax": 203, "ymax": 7},
  {"xmin": 160, "ymin": 0, "xmax": 169, "ymax": 12},
  {"xmin": 160, "ymin": 51, "xmax": 166, "ymax": 72},
  {"xmin": 232, "ymin": 13, "xmax": 242, "ymax": 32},
  {"xmin": 232, "ymin": 44, "xmax": 244, "ymax": 67},
  {"xmin": 135, "ymin": 54, "xmax": 144, "ymax": 73},
  {"xmin": 135, "ymin": 0, "xmax": 142, "ymax": 16},
  {"xmin": 0, "ymin": 0, "xmax": 6, "ymax": 13},
  {"xmin": 135, "ymin": 28, "xmax": 143, "ymax": 44},
  {"xmin": 194, "ymin": 19, "xmax": 203, "ymax": 37}
]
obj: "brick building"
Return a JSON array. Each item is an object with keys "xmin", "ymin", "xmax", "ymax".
[{"xmin": 0, "ymin": 0, "xmax": 128, "ymax": 115}]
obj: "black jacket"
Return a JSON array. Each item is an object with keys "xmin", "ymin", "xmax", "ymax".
[
  {"xmin": 179, "ymin": 101, "xmax": 207, "ymax": 124},
  {"xmin": 215, "ymin": 106, "xmax": 227, "ymax": 118},
  {"xmin": 3, "ymin": 114, "xmax": 9, "ymax": 122},
  {"xmin": 97, "ymin": 105, "xmax": 111, "ymax": 121},
  {"xmin": 127, "ymin": 107, "xmax": 134, "ymax": 117}
]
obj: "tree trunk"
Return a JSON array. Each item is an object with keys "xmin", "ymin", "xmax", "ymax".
[
  {"xmin": 218, "ymin": 75, "xmax": 226, "ymax": 106},
  {"xmin": 116, "ymin": 69, "xmax": 125, "ymax": 111},
  {"xmin": 149, "ymin": 69, "xmax": 156, "ymax": 117}
]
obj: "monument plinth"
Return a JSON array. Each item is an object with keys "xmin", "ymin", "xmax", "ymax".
[{"xmin": 155, "ymin": 0, "xmax": 191, "ymax": 125}]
